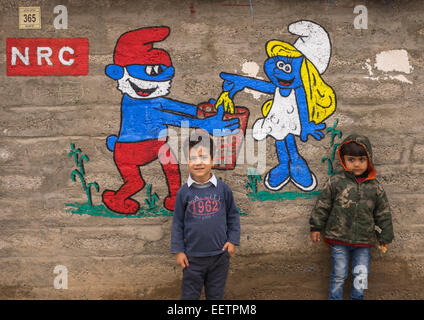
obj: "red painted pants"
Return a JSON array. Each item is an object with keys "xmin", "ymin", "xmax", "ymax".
[{"xmin": 102, "ymin": 139, "xmax": 180, "ymax": 214}]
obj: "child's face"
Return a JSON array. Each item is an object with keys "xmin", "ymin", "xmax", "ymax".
[
  {"xmin": 188, "ymin": 146, "xmax": 213, "ymax": 182},
  {"xmin": 343, "ymin": 155, "xmax": 368, "ymax": 176}
]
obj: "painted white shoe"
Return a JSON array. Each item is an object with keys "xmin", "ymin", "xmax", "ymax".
[
  {"xmin": 264, "ymin": 172, "xmax": 291, "ymax": 191},
  {"xmin": 291, "ymin": 172, "xmax": 317, "ymax": 192}
]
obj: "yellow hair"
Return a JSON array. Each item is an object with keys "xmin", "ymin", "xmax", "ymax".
[
  {"xmin": 267, "ymin": 40, "xmax": 302, "ymax": 59},
  {"xmin": 262, "ymin": 40, "xmax": 336, "ymax": 123}
]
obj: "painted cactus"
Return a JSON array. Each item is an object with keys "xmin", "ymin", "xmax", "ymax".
[
  {"xmin": 321, "ymin": 118, "xmax": 342, "ymax": 176},
  {"xmin": 68, "ymin": 142, "xmax": 99, "ymax": 207}
]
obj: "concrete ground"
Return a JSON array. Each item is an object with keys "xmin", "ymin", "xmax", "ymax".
[{"xmin": 144, "ymin": 253, "xmax": 424, "ymax": 300}]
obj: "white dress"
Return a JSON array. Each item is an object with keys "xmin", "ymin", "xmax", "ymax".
[{"xmin": 252, "ymin": 87, "xmax": 301, "ymax": 141}]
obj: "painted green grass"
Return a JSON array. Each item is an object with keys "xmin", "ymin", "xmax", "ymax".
[
  {"xmin": 65, "ymin": 202, "xmax": 173, "ymax": 218},
  {"xmin": 247, "ymin": 190, "xmax": 321, "ymax": 202},
  {"xmin": 66, "ymin": 143, "xmax": 251, "ymax": 218},
  {"xmin": 245, "ymin": 167, "xmax": 321, "ymax": 202},
  {"xmin": 65, "ymin": 202, "xmax": 248, "ymax": 218}
]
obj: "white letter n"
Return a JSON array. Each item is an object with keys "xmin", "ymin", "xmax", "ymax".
[{"xmin": 11, "ymin": 47, "xmax": 29, "ymax": 65}]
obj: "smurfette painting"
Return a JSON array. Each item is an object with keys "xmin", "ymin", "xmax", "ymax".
[{"xmin": 219, "ymin": 20, "xmax": 336, "ymax": 192}]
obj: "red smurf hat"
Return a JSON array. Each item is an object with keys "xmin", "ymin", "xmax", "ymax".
[{"xmin": 113, "ymin": 26, "xmax": 172, "ymax": 67}]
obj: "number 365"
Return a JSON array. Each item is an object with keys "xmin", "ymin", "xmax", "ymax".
[{"xmin": 23, "ymin": 14, "xmax": 37, "ymax": 23}]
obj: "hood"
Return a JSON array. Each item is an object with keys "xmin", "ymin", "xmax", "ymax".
[{"xmin": 336, "ymin": 133, "xmax": 377, "ymax": 181}]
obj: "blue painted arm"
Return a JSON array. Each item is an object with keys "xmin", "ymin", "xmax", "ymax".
[
  {"xmin": 156, "ymin": 104, "xmax": 240, "ymax": 136},
  {"xmin": 295, "ymin": 87, "xmax": 326, "ymax": 142},
  {"xmin": 159, "ymin": 98, "xmax": 198, "ymax": 117},
  {"xmin": 220, "ymin": 72, "xmax": 275, "ymax": 99},
  {"xmin": 106, "ymin": 135, "xmax": 118, "ymax": 151}
]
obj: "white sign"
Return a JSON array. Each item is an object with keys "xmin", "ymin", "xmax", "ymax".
[{"xmin": 19, "ymin": 7, "xmax": 41, "ymax": 29}]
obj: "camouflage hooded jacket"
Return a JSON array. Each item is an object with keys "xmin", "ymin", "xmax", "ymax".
[{"xmin": 309, "ymin": 134, "xmax": 394, "ymax": 245}]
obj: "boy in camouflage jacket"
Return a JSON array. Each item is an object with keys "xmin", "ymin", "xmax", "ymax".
[{"xmin": 309, "ymin": 133, "xmax": 394, "ymax": 300}]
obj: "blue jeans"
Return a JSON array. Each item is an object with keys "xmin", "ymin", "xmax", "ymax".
[{"xmin": 329, "ymin": 244, "xmax": 370, "ymax": 300}]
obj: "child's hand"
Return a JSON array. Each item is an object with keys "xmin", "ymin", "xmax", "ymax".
[
  {"xmin": 175, "ymin": 252, "xmax": 189, "ymax": 269},
  {"xmin": 222, "ymin": 242, "xmax": 236, "ymax": 257},
  {"xmin": 378, "ymin": 243, "xmax": 389, "ymax": 253},
  {"xmin": 310, "ymin": 231, "xmax": 321, "ymax": 243}
]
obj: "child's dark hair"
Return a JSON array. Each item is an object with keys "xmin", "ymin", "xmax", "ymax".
[
  {"xmin": 340, "ymin": 141, "xmax": 367, "ymax": 158},
  {"xmin": 183, "ymin": 130, "xmax": 215, "ymax": 160}
]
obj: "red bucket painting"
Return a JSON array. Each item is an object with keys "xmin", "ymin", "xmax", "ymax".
[{"xmin": 197, "ymin": 103, "xmax": 250, "ymax": 170}]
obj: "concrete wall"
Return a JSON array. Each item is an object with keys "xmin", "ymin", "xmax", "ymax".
[{"xmin": 1, "ymin": 0, "xmax": 423, "ymax": 299}]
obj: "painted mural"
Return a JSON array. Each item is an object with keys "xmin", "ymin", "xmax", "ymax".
[
  {"xmin": 246, "ymin": 118, "xmax": 342, "ymax": 202},
  {"xmin": 65, "ymin": 142, "xmax": 248, "ymax": 218},
  {"xmin": 321, "ymin": 118, "xmax": 343, "ymax": 176},
  {"xmin": 66, "ymin": 20, "xmax": 338, "ymax": 217},
  {"xmin": 102, "ymin": 26, "xmax": 240, "ymax": 214},
  {"xmin": 220, "ymin": 20, "xmax": 336, "ymax": 192}
]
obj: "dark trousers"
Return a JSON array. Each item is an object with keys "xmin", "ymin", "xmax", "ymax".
[{"xmin": 181, "ymin": 251, "xmax": 230, "ymax": 300}]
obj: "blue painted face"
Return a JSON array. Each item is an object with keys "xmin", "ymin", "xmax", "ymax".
[
  {"xmin": 264, "ymin": 56, "xmax": 304, "ymax": 89},
  {"xmin": 105, "ymin": 64, "xmax": 175, "ymax": 81}
]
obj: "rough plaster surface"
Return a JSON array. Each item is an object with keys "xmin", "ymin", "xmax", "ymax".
[{"xmin": 0, "ymin": 0, "xmax": 423, "ymax": 299}]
